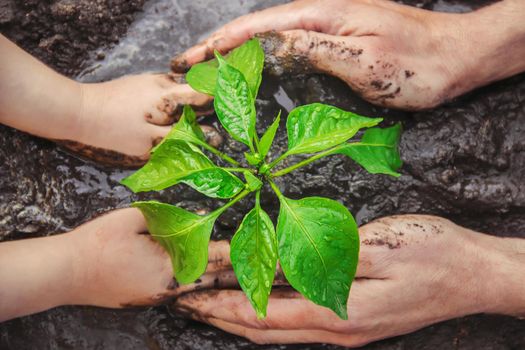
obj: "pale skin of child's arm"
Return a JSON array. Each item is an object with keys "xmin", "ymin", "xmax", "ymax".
[{"xmin": 0, "ymin": 34, "xmax": 213, "ymax": 166}]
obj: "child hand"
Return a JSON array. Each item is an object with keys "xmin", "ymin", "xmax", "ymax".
[{"xmin": 67, "ymin": 73, "xmax": 217, "ymax": 167}]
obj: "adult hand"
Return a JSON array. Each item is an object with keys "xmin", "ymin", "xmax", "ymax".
[
  {"xmin": 171, "ymin": 0, "xmax": 525, "ymax": 110},
  {"xmin": 173, "ymin": 215, "xmax": 525, "ymax": 347}
]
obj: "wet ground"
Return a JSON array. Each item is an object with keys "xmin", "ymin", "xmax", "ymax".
[{"xmin": 1, "ymin": 0, "xmax": 524, "ymax": 349}]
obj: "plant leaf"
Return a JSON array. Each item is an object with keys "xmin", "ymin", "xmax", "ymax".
[
  {"xmin": 333, "ymin": 124, "xmax": 403, "ymax": 177},
  {"xmin": 214, "ymin": 53, "xmax": 256, "ymax": 148},
  {"xmin": 152, "ymin": 105, "xmax": 206, "ymax": 152},
  {"xmin": 244, "ymin": 171, "xmax": 263, "ymax": 191},
  {"xmin": 244, "ymin": 152, "xmax": 261, "ymax": 166},
  {"xmin": 286, "ymin": 103, "xmax": 382, "ymax": 155},
  {"xmin": 186, "ymin": 60, "xmax": 219, "ymax": 96},
  {"xmin": 231, "ymin": 202, "xmax": 277, "ymax": 318},
  {"xmin": 121, "ymin": 139, "xmax": 243, "ymax": 198},
  {"xmin": 133, "ymin": 201, "xmax": 216, "ymax": 284},
  {"xmin": 259, "ymin": 110, "xmax": 281, "ymax": 158},
  {"xmin": 187, "ymin": 38, "xmax": 264, "ymax": 97},
  {"xmin": 276, "ymin": 195, "xmax": 359, "ymax": 319},
  {"xmin": 227, "ymin": 38, "xmax": 265, "ymax": 97}
]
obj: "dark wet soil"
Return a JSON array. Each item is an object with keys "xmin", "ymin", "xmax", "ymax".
[
  {"xmin": 1, "ymin": 0, "xmax": 524, "ymax": 349},
  {"xmin": 0, "ymin": 0, "xmax": 145, "ymax": 76}
]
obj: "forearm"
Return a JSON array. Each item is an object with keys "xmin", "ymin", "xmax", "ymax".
[
  {"xmin": 0, "ymin": 34, "xmax": 82, "ymax": 139},
  {"xmin": 0, "ymin": 233, "xmax": 81, "ymax": 321},
  {"xmin": 454, "ymin": 0, "xmax": 525, "ymax": 94}
]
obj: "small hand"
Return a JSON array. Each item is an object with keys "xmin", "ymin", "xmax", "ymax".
[
  {"xmin": 171, "ymin": 0, "xmax": 488, "ymax": 110},
  {"xmin": 69, "ymin": 209, "xmax": 237, "ymax": 308},
  {"xmin": 68, "ymin": 73, "xmax": 218, "ymax": 167},
  {"xmin": 173, "ymin": 215, "xmax": 523, "ymax": 346}
]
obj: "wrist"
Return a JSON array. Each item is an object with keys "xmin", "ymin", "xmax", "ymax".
[
  {"xmin": 68, "ymin": 82, "xmax": 99, "ymax": 143},
  {"xmin": 442, "ymin": 0, "xmax": 525, "ymax": 97},
  {"xmin": 473, "ymin": 233, "xmax": 525, "ymax": 317},
  {"xmin": 60, "ymin": 226, "xmax": 98, "ymax": 306}
]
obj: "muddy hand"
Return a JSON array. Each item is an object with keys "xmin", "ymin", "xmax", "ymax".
[
  {"xmin": 173, "ymin": 215, "xmax": 525, "ymax": 346},
  {"xmin": 68, "ymin": 209, "xmax": 240, "ymax": 308},
  {"xmin": 172, "ymin": 0, "xmax": 525, "ymax": 110},
  {"xmin": 67, "ymin": 73, "xmax": 218, "ymax": 167}
]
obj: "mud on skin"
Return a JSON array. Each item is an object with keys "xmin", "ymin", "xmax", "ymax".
[
  {"xmin": 255, "ymin": 31, "xmax": 407, "ymax": 108},
  {"xmin": 1, "ymin": 0, "xmax": 524, "ymax": 349}
]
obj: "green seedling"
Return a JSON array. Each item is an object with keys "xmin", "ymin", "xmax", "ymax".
[{"xmin": 122, "ymin": 39, "xmax": 402, "ymax": 320}]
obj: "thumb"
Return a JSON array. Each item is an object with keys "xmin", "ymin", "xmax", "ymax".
[
  {"xmin": 258, "ymin": 30, "xmax": 366, "ymax": 81},
  {"xmin": 171, "ymin": 2, "xmax": 308, "ymax": 72}
]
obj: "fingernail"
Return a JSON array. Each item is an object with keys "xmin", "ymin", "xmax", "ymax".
[
  {"xmin": 171, "ymin": 55, "xmax": 191, "ymax": 73},
  {"xmin": 201, "ymin": 126, "xmax": 223, "ymax": 148}
]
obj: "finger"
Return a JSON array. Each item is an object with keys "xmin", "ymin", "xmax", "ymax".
[
  {"xmin": 206, "ymin": 240, "xmax": 231, "ymax": 272},
  {"xmin": 164, "ymin": 83, "xmax": 214, "ymax": 116},
  {"xmin": 146, "ymin": 83, "xmax": 213, "ymax": 126},
  {"xmin": 170, "ymin": 2, "xmax": 307, "ymax": 72},
  {"xmin": 174, "ymin": 286, "xmax": 356, "ymax": 332},
  {"xmin": 145, "ymin": 98, "xmax": 181, "ymax": 126},
  {"xmin": 173, "ymin": 269, "xmax": 239, "ymax": 297},
  {"xmin": 207, "ymin": 317, "xmax": 368, "ymax": 347},
  {"xmin": 163, "ymin": 241, "xmax": 235, "ymax": 297},
  {"xmin": 148, "ymin": 123, "xmax": 222, "ymax": 150},
  {"xmin": 257, "ymin": 30, "xmax": 367, "ymax": 79}
]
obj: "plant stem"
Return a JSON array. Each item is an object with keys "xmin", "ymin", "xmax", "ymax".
[
  {"xmin": 253, "ymin": 133, "xmax": 261, "ymax": 155},
  {"xmin": 266, "ymin": 152, "xmax": 289, "ymax": 171},
  {"xmin": 222, "ymin": 167, "xmax": 256, "ymax": 173},
  {"xmin": 210, "ymin": 189, "xmax": 251, "ymax": 218},
  {"xmin": 268, "ymin": 179, "xmax": 284, "ymax": 200},
  {"xmin": 271, "ymin": 146, "xmax": 341, "ymax": 177},
  {"xmin": 201, "ymin": 143, "xmax": 240, "ymax": 166},
  {"xmin": 255, "ymin": 189, "xmax": 261, "ymax": 207}
]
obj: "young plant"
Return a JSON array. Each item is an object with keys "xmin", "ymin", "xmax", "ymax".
[{"xmin": 121, "ymin": 39, "xmax": 402, "ymax": 320}]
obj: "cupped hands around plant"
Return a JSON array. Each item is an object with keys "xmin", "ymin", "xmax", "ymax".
[
  {"xmin": 122, "ymin": 39, "xmax": 402, "ymax": 319},
  {"xmin": 173, "ymin": 215, "xmax": 525, "ymax": 347}
]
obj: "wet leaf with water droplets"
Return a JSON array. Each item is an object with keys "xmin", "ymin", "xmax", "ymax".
[
  {"xmin": 121, "ymin": 139, "xmax": 243, "ymax": 198},
  {"xmin": 276, "ymin": 195, "xmax": 359, "ymax": 319},
  {"xmin": 231, "ymin": 202, "xmax": 277, "ymax": 318},
  {"xmin": 333, "ymin": 124, "xmax": 403, "ymax": 177},
  {"xmin": 286, "ymin": 103, "xmax": 382, "ymax": 155},
  {"xmin": 187, "ymin": 38, "xmax": 264, "ymax": 97},
  {"xmin": 152, "ymin": 105, "xmax": 206, "ymax": 152},
  {"xmin": 133, "ymin": 201, "xmax": 217, "ymax": 284},
  {"xmin": 214, "ymin": 54, "xmax": 256, "ymax": 148}
]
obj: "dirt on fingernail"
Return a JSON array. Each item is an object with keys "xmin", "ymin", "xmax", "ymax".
[
  {"xmin": 202, "ymin": 127, "xmax": 223, "ymax": 148},
  {"xmin": 170, "ymin": 56, "xmax": 191, "ymax": 73}
]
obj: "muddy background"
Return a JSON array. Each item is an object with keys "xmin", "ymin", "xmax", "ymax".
[{"xmin": 0, "ymin": 0, "xmax": 524, "ymax": 349}]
